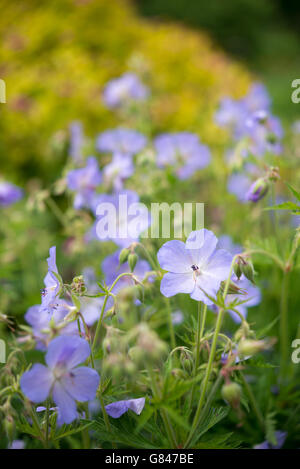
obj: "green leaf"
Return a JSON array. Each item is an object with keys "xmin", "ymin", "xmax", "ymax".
[
  {"xmin": 286, "ymin": 183, "xmax": 300, "ymax": 202},
  {"xmin": 53, "ymin": 420, "xmax": 93, "ymax": 441},
  {"xmin": 264, "ymin": 201, "xmax": 300, "ymax": 212}
]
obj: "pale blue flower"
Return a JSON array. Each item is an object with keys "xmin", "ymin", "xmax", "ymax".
[
  {"xmin": 96, "ymin": 128, "xmax": 146, "ymax": 155},
  {"xmin": 154, "ymin": 132, "xmax": 211, "ymax": 179},
  {"xmin": 103, "ymin": 73, "xmax": 149, "ymax": 108},
  {"xmin": 157, "ymin": 229, "xmax": 232, "ymax": 305},
  {"xmin": 20, "ymin": 336, "xmax": 99, "ymax": 425},
  {"xmin": 67, "ymin": 156, "xmax": 102, "ymax": 209},
  {"xmin": 0, "ymin": 181, "xmax": 23, "ymax": 207}
]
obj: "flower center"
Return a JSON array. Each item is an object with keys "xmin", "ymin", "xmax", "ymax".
[{"xmin": 191, "ymin": 264, "xmax": 199, "ymax": 271}]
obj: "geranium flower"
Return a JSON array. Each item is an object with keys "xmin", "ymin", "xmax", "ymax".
[
  {"xmin": 103, "ymin": 73, "xmax": 149, "ymax": 108},
  {"xmin": 154, "ymin": 132, "xmax": 211, "ymax": 179},
  {"xmin": 69, "ymin": 121, "xmax": 84, "ymax": 164},
  {"xmin": 67, "ymin": 156, "xmax": 102, "ymax": 209},
  {"xmin": 0, "ymin": 181, "xmax": 23, "ymax": 207},
  {"xmin": 103, "ymin": 153, "xmax": 134, "ymax": 191},
  {"xmin": 96, "ymin": 128, "xmax": 147, "ymax": 156},
  {"xmin": 157, "ymin": 229, "xmax": 232, "ymax": 305},
  {"xmin": 105, "ymin": 397, "xmax": 145, "ymax": 418},
  {"xmin": 26, "ymin": 300, "xmax": 78, "ymax": 350},
  {"xmin": 40, "ymin": 247, "xmax": 61, "ymax": 317},
  {"xmin": 91, "ymin": 190, "xmax": 150, "ymax": 247},
  {"xmin": 20, "ymin": 336, "xmax": 99, "ymax": 425}
]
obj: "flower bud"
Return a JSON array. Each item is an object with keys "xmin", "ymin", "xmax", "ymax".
[
  {"xmin": 128, "ymin": 253, "xmax": 138, "ymax": 272},
  {"xmin": 180, "ymin": 350, "xmax": 193, "ymax": 375},
  {"xmin": 246, "ymin": 177, "xmax": 269, "ymax": 202},
  {"xmin": 119, "ymin": 248, "xmax": 130, "ymax": 265},
  {"xmin": 171, "ymin": 368, "xmax": 187, "ymax": 380},
  {"xmin": 233, "ymin": 259, "xmax": 243, "ymax": 280},
  {"xmin": 128, "ymin": 346, "xmax": 144, "ymax": 365},
  {"xmin": 238, "ymin": 339, "xmax": 268, "ymax": 356},
  {"xmin": 221, "ymin": 382, "xmax": 242, "ymax": 408},
  {"xmin": 234, "ymin": 321, "xmax": 251, "ymax": 341},
  {"xmin": 71, "ymin": 275, "xmax": 86, "ymax": 294},
  {"xmin": 241, "ymin": 259, "xmax": 255, "ymax": 284}
]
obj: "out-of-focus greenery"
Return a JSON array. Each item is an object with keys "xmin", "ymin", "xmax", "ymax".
[
  {"xmin": 137, "ymin": 0, "xmax": 300, "ymax": 120},
  {"xmin": 0, "ymin": 0, "xmax": 251, "ymax": 182}
]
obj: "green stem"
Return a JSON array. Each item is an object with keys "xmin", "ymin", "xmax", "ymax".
[
  {"xmin": 165, "ymin": 298, "xmax": 176, "ymax": 350},
  {"xmin": 239, "ymin": 372, "xmax": 264, "ymax": 431},
  {"xmin": 45, "ymin": 399, "xmax": 50, "ymax": 449},
  {"xmin": 92, "ymin": 273, "xmax": 134, "ymax": 354},
  {"xmin": 243, "ymin": 249, "xmax": 284, "ymax": 271},
  {"xmin": 147, "ymin": 365, "xmax": 177, "ymax": 448},
  {"xmin": 184, "ymin": 256, "xmax": 237, "ymax": 448},
  {"xmin": 46, "ymin": 197, "xmax": 68, "ymax": 228},
  {"xmin": 280, "ymin": 271, "xmax": 290, "ymax": 381},
  {"xmin": 184, "ymin": 308, "xmax": 225, "ymax": 448},
  {"xmin": 189, "ymin": 302, "xmax": 204, "ymax": 408}
]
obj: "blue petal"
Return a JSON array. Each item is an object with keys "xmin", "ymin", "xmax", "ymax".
[
  {"xmin": 62, "ymin": 367, "xmax": 100, "ymax": 402},
  {"xmin": 52, "ymin": 381, "xmax": 77, "ymax": 425},
  {"xmin": 160, "ymin": 272, "xmax": 194, "ymax": 297},
  {"xmin": 46, "ymin": 336, "xmax": 91, "ymax": 370},
  {"xmin": 20, "ymin": 364, "xmax": 53, "ymax": 403}
]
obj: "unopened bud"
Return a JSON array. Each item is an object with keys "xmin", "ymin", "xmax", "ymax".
[
  {"xmin": 238, "ymin": 339, "xmax": 268, "ymax": 356},
  {"xmin": 246, "ymin": 177, "xmax": 269, "ymax": 203},
  {"xmin": 180, "ymin": 350, "xmax": 193, "ymax": 375},
  {"xmin": 241, "ymin": 260, "xmax": 255, "ymax": 284},
  {"xmin": 119, "ymin": 248, "xmax": 130, "ymax": 265},
  {"xmin": 128, "ymin": 253, "xmax": 138, "ymax": 272},
  {"xmin": 221, "ymin": 382, "xmax": 242, "ymax": 408}
]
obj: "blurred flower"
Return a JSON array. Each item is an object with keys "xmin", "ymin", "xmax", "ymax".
[
  {"xmin": 172, "ymin": 310, "xmax": 184, "ymax": 325},
  {"xmin": 20, "ymin": 336, "xmax": 99, "ymax": 425},
  {"xmin": 90, "ymin": 190, "xmax": 150, "ymax": 247},
  {"xmin": 105, "ymin": 397, "xmax": 145, "ymax": 418},
  {"xmin": 254, "ymin": 431, "xmax": 286, "ymax": 449},
  {"xmin": 217, "ymin": 235, "xmax": 242, "ymax": 255},
  {"xmin": 25, "ymin": 300, "xmax": 78, "ymax": 350},
  {"xmin": 246, "ymin": 112, "xmax": 283, "ymax": 156},
  {"xmin": 103, "ymin": 72, "xmax": 149, "ymax": 108},
  {"xmin": 69, "ymin": 121, "xmax": 84, "ymax": 164},
  {"xmin": 0, "ymin": 181, "xmax": 23, "ymax": 207},
  {"xmin": 102, "ymin": 250, "xmax": 150, "ymax": 293},
  {"xmin": 8, "ymin": 440, "xmax": 25, "ymax": 450},
  {"xmin": 243, "ymin": 82, "xmax": 271, "ymax": 113},
  {"xmin": 40, "ymin": 246, "xmax": 61, "ymax": 317},
  {"xmin": 154, "ymin": 132, "xmax": 211, "ymax": 179},
  {"xmin": 103, "ymin": 153, "xmax": 134, "ymax": 191},
  {"xmin": 214, "ymin": 98, "xmax": 248, "ymax": 139},
  {"xmin": 96, "ymin": 128, "xmax": 147, "ymax": 155},
  {"xmin": 67, "ymin": 156, "xmax": 102, "ymax": 209},
  {"xmin": 227, "ymin": 173, "xmax": 252, "ymax": 203},
  {"xmin": 158, "ymin": 229, "xmax": 232, "ymax": 305}
]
